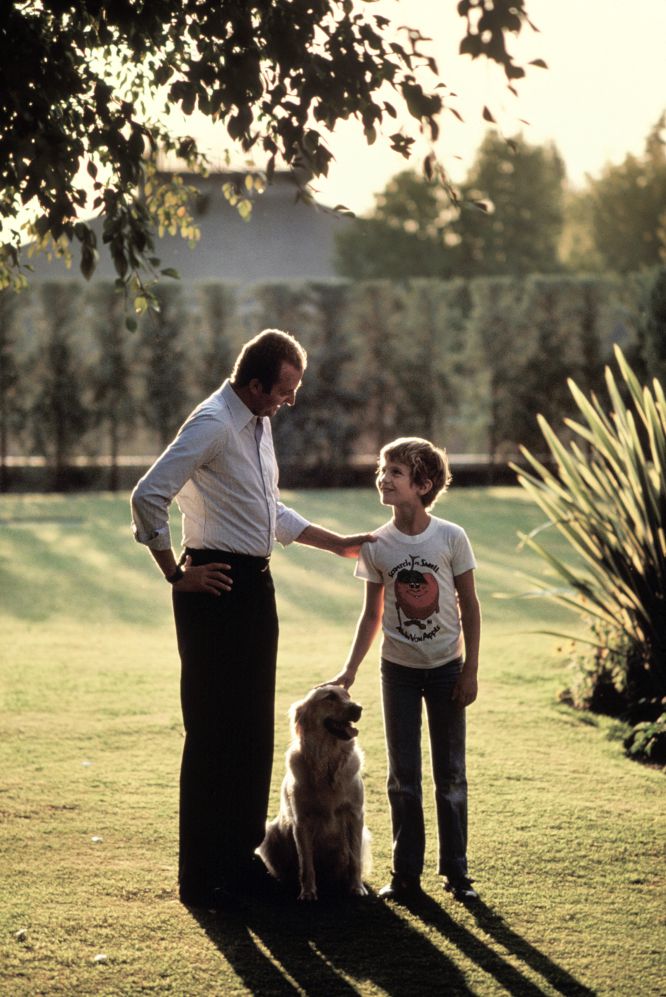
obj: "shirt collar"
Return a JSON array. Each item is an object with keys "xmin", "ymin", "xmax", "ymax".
[{"xmin": 220, "ymin": 379, "xmax": 257, "ymax": 432}]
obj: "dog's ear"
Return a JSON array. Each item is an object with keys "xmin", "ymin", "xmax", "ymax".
[{"xmin": 290, "ymin": 700, "xmax": 306, "ymax": 735}]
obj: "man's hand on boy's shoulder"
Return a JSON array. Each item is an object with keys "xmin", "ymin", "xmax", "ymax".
[
  {"xmin": 452, "ymin": 666, "xmax": 478, "ymax": 708},
  {"xmin": 336, "ymin": 532, "xmax": 377, "ymax": 559},
  {"xmin": 295, "ymin": 525, "xmax": 376, "ymax": 558}
]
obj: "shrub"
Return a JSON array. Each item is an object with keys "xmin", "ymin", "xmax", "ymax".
[
  {"xmin": 513, "ymin": 347, "xmax": 666, "ymax": 759},
  {"xmin": 558, "ymin": 621, "xmax": 648, "ymax": 717},
  {"xmin": 623, "ymin": 714, "xmax": 666, "ymax": 765}
]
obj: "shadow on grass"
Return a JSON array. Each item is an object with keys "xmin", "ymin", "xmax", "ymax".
[
  {"xmin": 193, "ymin": 892, "xmax": 472, "ymax": 995},
  {"xmin": 191, "ymin": 889, "xmax": 594, "ymax": 996},
  {"xmin": 402, "ymin": 892, "xmax": 596, "ymax": 997}
]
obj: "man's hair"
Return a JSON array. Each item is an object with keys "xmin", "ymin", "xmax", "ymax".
[
  {"xmin": 379, "ymin": 436, "xmax": 452, "ymax": 508},
  {"xmin": 231, "ymin": 329, "xmax": 307, "ymax": 391}
]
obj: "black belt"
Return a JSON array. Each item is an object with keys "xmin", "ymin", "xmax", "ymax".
[{"xmin": 183, "ymin": 548, "xmax": 271, "ymax": 573}]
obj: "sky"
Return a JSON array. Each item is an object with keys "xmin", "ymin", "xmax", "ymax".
[{"xmin": 274, "ymin": 0, "xmax": 666, "ymax": 214}]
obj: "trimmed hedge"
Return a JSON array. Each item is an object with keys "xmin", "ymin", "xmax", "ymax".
[{"xmin": 0, "ymin": 272, "xmax": 657, "ymax": 491}]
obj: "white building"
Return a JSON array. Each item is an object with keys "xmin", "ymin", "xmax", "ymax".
[{"xmin": 26, "ymin": 171, "xmax": 352, "ymax": 284}]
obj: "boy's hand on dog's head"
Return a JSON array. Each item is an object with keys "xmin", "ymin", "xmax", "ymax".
[{"xmin": 318, "ymin": 667, "xmax": 357, "ymax": 691}]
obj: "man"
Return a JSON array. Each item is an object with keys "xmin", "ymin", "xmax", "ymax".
[{"xmin": 131, "ymin": 328, "xmax": 372, "ymax": 910}]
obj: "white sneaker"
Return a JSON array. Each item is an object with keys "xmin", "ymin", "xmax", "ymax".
[{"xmin": 444, "ymin": 877, "xmax": 479, "ymax": 902}]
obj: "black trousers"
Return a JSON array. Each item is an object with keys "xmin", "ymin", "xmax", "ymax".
[{"xmin": 172, "ymin": 549, "xmax": 279, "ymax": 898}]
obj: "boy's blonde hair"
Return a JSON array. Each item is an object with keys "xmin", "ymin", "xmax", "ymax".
[{"xmin": 379, "ymin": 437, "xmax": 452, "ymax": 508}]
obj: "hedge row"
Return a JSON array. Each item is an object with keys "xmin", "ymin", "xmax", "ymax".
[{"xmin": 0, "ymin": 272, "xmax": 655, "ymax": 491}]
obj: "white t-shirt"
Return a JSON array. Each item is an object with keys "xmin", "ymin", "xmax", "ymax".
[{"xmin": 355, "ymin": 516, "xmax": 477, "ymax": 668}]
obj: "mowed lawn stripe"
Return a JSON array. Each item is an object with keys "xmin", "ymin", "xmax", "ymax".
[{"xmin": 0, "ymin": 489, "xmax": 663, "ymax": 996}]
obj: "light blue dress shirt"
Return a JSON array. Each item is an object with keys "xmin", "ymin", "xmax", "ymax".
[{"xmin": 131, "ymin": 380, "xmax": 309, "ymax": 556}]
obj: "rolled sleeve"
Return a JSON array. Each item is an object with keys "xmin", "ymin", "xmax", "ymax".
[
  {"xmin": 275, "ymin": 502, "xmax": 310, "ymax": 547},
  {"xmin": 130, "ymin": 411, "xmax": 222, "ymax": 551},
  {"xmin": 130, "ymin": 468, "xmax": 177, "ymax": 551},
  {"xmin": 131, "ymin": 515, "xmax": 173, "ymax": 551}
]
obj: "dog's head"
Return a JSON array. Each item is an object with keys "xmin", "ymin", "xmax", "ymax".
[{"xmin": 290, "ymin": 685, "xmax": 363, "ymax": 742}]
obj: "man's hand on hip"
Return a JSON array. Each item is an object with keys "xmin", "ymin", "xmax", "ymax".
[{"xmin": 174, "ymin": 556, "xmax": 233, "ymax": 595}]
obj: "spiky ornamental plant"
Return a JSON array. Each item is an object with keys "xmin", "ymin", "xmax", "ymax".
[{"xmin": 512, "ymin": 345, "xmax": 666, "ymax": 718}]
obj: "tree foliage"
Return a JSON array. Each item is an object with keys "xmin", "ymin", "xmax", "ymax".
[
  {"xmin": 335, "ymin": 131, "xmax": 566, "ymax": 279},
  {"xmin": 0, "ymin": 290, "xmax": 22, "ymax": 491},
  {"xmin": 28, "ymin": 284, "xmax": 91, "ymax": 489},
  {"xmin": 0, "ymin": 0, "xmax": 537, "ymax": 304},
  {"xmin": 584, "ymin": 115, "xmax": 666, "ymax": 274},
  {"xmin": 196, "ymin": 284, "xmax": 236, "ymax": 397},
  {"xmin": 89, "ymin": 284, "xmax": 138, "ymax": 490},
  {"xmin": 2, "ymin": 272, "xmax": 651, "ymax": 487},
  {"xmin": 452, "ymin": 130, "xmax": 565, "ymax": 276},
  {"xmin": 137, "ymin": 285, "xmax": 190, "ymax": 449},
  {"xmin": 334, "ymin": 170, "xmax": 456, "ymax": 279},
  {"xmin": 640, "ymin": 267, "xmax": 666, "ymax": 386}
]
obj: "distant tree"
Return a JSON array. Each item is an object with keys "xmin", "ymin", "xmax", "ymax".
[
  {"xmin": 337, "ymin": 132, "xmax": 566, "ymax": 281},
  {"xmin": 346, "ymin": 281, "xmax": 406, "ymax": 452},
  {"xmin": 195, "ymin": 285, "xmax": 237, "ymax": 396},
  {"xmin": 463, "ymin": 277, "xmax": 535, "ymax": 467},
  {"xmin": 559, "ymin": 188, "xmax": 604, "ymax": 273},
  {"xmin": 637, "ymin": 267, "xmax": 666, "ymax": 385},
  {"xmin": 28, "ymin": 284, "xmax": 91, "ymax": 489},
  {"xmin": 334, "ymin": 171, "xmax": 456, "ymax": 280},
  {"xmin": 242, "ymin": 282, "xmax": 320, "ymax": 356},
  {"xmin": 518, "ymin": 276, "xmax": 605, "ymax": 447},
  {"xmin": 241, "ymin": 281, "xmax": 321, "ymax": 463},
  {"xmin": 137, "ymin": 285, "xmax": 190, "ymax": 450},
  {"xmin": 389, "ymin": 279, "xmax": 469, "ymax": 444},
  {"xmin": 0, "ymin": 290, "xmax": 23, "ymax": 491},
  {"xmin": 277, "ymin": 282, "xmax": 361, "ymax": 483},
  {"xmin": 585, "ymin": 115, "xmax": 666, "ymax": 273},
  {"xmin": 1, "ymin": 1, "xmax": 539, "ymax": 301},
  {"xmin": 452, "ymin": 130, "xmax": 566, "ymax": 276},
  {"xmin": 89, "ymin": 284, "xmax": 138, "ymax": 490}
]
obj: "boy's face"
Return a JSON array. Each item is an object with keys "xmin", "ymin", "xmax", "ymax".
[{"xmin": 376, "ymin": 459, "xmax": 430, "ymax": 508}]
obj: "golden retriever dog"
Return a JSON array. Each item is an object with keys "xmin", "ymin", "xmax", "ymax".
[{"xmin": 259, "ymin": 685, "xmax": 371, "ymax": 901}]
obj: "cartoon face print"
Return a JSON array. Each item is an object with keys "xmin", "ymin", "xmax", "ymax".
[{"xmin": 394, "ymin": 563, "xmax": 439, "ymax": 630}]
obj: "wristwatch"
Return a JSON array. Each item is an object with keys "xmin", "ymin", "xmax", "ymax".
[{"xmin": 165, "ymin": 565, "xmax": 185, "ymax": 584}]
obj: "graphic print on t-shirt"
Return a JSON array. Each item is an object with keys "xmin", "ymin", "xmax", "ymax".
[{"xmin": 391, "ymin": 553, "xmax": 441, "ymax": 642}]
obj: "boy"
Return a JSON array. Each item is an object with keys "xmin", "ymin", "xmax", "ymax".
[{"xmin": 328, "ymin": 437, "xmax": 480, "ymax": 902}]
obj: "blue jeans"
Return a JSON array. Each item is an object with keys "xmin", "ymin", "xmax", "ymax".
[{"xmin": 381, "ymin": 657, "xmax": 468, "ymax": 882}]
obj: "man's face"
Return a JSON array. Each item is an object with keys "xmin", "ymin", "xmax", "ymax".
[{"xmin": 250, "ymin": 362, "xmax": 302, "ymax": 417}]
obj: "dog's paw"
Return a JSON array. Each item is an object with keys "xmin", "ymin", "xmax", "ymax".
[
  {"xmin": 350, "ymin": 883, "xmax": 368, "ymax": 897},
  {"xmin": 298, "ymin": 886, "xmax": 318, "ymax": 901}
]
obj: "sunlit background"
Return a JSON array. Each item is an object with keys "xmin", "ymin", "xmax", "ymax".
[
  {"xmin": 312, "ymin": 0, "xmax": 666, "ymax": 212},
  {"xmin": 173, "ymin": 0, "xmax": 664, "ymax": 214}
]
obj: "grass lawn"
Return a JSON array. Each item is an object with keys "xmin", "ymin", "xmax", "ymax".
[{"xmin": 0, "ymin": 487, "xmax": 663, "ymax": 996}]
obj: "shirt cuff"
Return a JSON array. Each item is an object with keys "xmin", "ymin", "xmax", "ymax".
[
  {"xmin": 132, "ymin": 522, "xmax": 173, "ymax": 551},
  {"xmin": 275, "ymin": 508, "xmax": 310, "ymax": 547}
]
